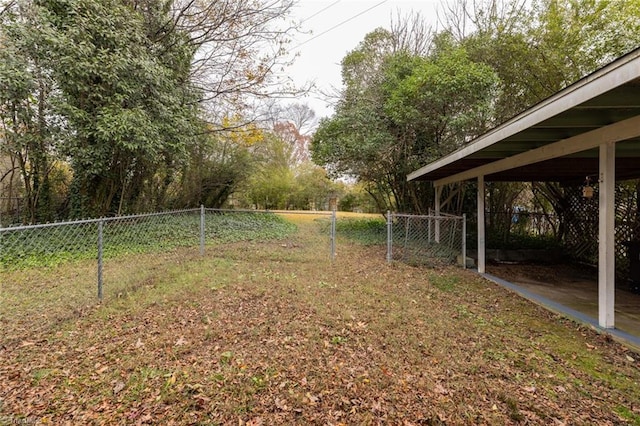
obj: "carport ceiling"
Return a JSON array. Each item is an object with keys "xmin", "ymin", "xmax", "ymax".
[{"xmin": 407, "ymin": 48, "xmax": 640, "ymax": 185}]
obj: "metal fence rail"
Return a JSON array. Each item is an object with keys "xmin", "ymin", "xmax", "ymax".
[
  {"xmin": 386, "ymin": 212, "xmax": 466, "ymax": 267},
  {"xmin": 0, "ymin": 208, "xmax": 202, "ymax": 268},
  {"xmin": 0, "ymin": 208, "xmax": 323, "ymax": 300}
]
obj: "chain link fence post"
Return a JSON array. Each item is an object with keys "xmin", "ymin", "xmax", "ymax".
[
  {"xmin": 200, "ymin": 205, "xmax": 205, "ymax": 256},
  {"xmin": 386, "ymin": 210, "xmax": 392, "ymax": 263},
  {"xmin": 462, "ymin": 213, "xmax": 467, "ymax": 269},
  {"xmin": 404, "ymin": 216, "xmax": 411, "ymax": 256},
  {"xmin": 330, "ymin": 209, "xmax": 336, "ymax": 261},
  {"xmin": 97, "ymin": 219, "xmax": 104, "ymax": 300}
]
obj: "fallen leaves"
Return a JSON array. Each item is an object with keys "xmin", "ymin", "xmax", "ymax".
[
  {"xmin": 96, "ymin": 364, "xmax": 109, "ymax": 375},
  {"xmin": 112, "ymin": 380, "xmax": 125, "ymax": 395},
  {"xmin": 2, "ymin": 226, "xmax": 640, "ymax": 424},
  {"xmin": 434, "ymin": 383, "xmax": 449, "ymax": 395},
  {"xmin": 274, "ymin": 397, "xmax": 290, "ymax": 411},
  {"xmin": 303, "ymin": 392, "xmax": 319, "ymax": 405},
  {"xmin": 165, "ymin": 372, "xmax": 177, "ymax": 387}
]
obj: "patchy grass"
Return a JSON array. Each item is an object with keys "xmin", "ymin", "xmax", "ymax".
[{"xmin": 1, "ymin": 213, "xmax": 640, "ymax": 424}]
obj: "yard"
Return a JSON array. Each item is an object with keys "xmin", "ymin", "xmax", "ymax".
[{"xmin": 1, "ymin": 213, "xmax": 639, "ymax": 424}]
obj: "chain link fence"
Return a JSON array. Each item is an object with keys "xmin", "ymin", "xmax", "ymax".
[
  {"xmin": 0, "ymin": 208, "xmax": 317, "ymax": 299},
  {"xmin": 386, "ymin": 212, "xmax": 466, "ymax": 267}
]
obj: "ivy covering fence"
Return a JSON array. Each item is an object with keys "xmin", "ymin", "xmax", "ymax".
[{"xmin": 0, "ymin": 208, "xmax": 298, "ymax": 298}]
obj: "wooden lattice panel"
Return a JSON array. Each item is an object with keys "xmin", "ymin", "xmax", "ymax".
[{"xmin": 563, "ymin": 181, "xmax": 640, "ymax": 283}]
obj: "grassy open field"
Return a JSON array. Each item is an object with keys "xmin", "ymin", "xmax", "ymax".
[{"xmin": 1, "ymin": 212, "xmax": 640, "ymax": 425}]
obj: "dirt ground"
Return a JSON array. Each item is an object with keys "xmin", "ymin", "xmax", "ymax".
[{"xmin": 486, "ymin": 261, "xmax": 640, "ymax": 338}]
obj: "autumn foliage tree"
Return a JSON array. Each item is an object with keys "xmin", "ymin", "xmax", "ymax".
[{"xmin": 238, "ymin": 108, "xmax": 334, "ymax": 211}]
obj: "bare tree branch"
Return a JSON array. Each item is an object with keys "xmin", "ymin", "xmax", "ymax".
[
  {"xmin": 159, "ymin": 0, "xmax": 304, "ymax": 125},
  {"xmin": 389, "ymin": 9, "xmax": 433, "ymax": 56}
]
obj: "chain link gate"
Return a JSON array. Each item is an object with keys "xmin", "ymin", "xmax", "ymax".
[{"xmin": 386, "ymin": 212, "xmax": 467, "ymax": 267}]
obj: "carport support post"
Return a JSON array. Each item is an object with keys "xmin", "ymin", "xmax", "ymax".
[
  {"xmin": 462, "ymin": 213, "xmax": 467, "ymax": 270},
  {"xmin": 598, "ymin": 143, "xmax": 615, "ymax": 329},
  {"xmin": 477, "ymin": 176, "xmax": 486, "ymax": 274},
  {"xmin": 434, "ymin": 186, "xmax": 441, "ymax": 243}
]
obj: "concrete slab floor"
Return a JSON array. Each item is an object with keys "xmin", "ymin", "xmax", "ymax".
[{"xmin": 483, "ymin": 262, "xmax": 640, "ymax": 349}]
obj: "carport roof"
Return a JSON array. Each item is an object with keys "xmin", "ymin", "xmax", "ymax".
[{"xmin": 407, "ymin": 47, "xmax": 640, "ymax": 186}]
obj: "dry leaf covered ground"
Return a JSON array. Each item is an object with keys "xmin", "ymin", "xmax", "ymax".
[{"xmin": 1, "ymin": 214, "xmax": 640, "ymax": 425}]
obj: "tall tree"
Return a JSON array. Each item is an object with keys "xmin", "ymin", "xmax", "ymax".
[
  {"xmin": 14, "ymin": 0, "xmax": 200, "ymax": 217},
  {"xmin": 312, "ymin": 25, "xmax": 498, "ymax": 213},
  {"xmin": 1, "ymin": 0, "xmax": 301, "ymax": 220},
  {"xmin": 0, "ymin": 0, "xmax": 63, "ymax": 222},
  {"xmin": 444, "ymin": 0, "xmax": 640, "ymax": 120},
  {"xmin": 313, "ymin": 28, "xmax": 412, "ymax": 212},
  {"xmin": 273, "ymin": 121, "xmax": 311, "ymax": 164},
  {"xmin": 441, "ymin": 0, "xmax": 640, "ymax": 237}
]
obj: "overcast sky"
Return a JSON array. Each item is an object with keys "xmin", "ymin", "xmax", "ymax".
[{"xmin": 282, "ymin": 0, "xmax": 441, "ymax": 119}]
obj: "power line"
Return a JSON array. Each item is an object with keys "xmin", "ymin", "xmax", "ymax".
[
  {"xmin": 292, "ymin": 0, "xmax": 390, "ymax": 51},
  {"xmin": 301, "ymin": 0, "xmax": 342, "ymax": 24}
]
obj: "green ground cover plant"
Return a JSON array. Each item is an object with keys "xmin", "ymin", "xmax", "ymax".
[
  {"xmin": 334, "ymin": 217, "xmax": 386, "ymax": 245},
  {"xmin": 0, "ymin": 211, "xmax": 296, "ymax": 269},
  {"xmin": 1, "ymin": 213, "xmax": 639, "ymax": 424}
]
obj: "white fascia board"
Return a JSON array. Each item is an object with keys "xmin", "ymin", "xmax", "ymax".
[
  {"xmin": 407, "ymin": 49, "xmax": 640, "ymax": 182},
  {"xmin": 434, "ymin": 114, "xmax": 640, "ymax": 186}
]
